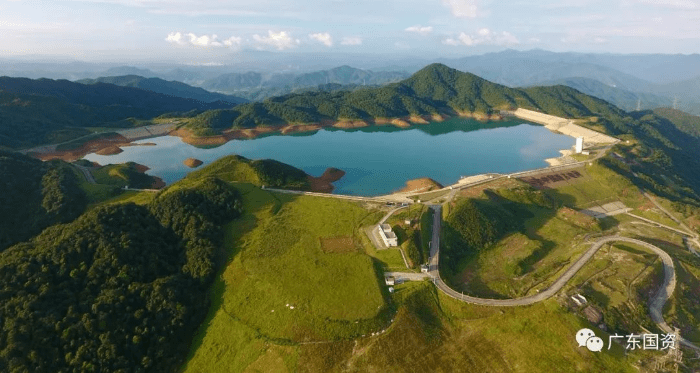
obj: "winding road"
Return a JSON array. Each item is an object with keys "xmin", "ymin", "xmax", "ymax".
[{"xmin": 421, "ymin": 205, "xmax": 700, "ymax": 351}]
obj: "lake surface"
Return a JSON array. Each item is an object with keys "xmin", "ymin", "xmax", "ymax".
[{"xmin": 84, "ymin": 119, "xmax": 575, "ymax": 196}]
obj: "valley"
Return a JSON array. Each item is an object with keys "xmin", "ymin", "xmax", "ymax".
[{"xmin": 2, "ymin": 61, "xmax": 700, "ymax": 372}]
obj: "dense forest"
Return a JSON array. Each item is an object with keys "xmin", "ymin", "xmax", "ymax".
[
  {"xmin": 186, "ymin": 64, "xmax": 700, "ymax": 201},
  {"xmin": 0, "ymin": 151, "xmax": 86, "ymax": 252},
  {"xmin": 440, "ymin": 188, "xmax": 554, "ymax": 277},
  {"xmin": 594, "ymin": 109, "xmax": 700, "ymax": 204},
  {"xmin": 0, "ymin": 177, "xmax": 242, "ymax": 372},
  {"xmin": 0, "ymin": 77, "xmax": 238, "ymax": 149},
  {"xmin": 186, "ymin": 154, "xmax": 311, "ymax": 190},
  {"xmin": 77, "ymin": 75, "xmax": 247, "ymax": 105},
  {"xmin": 184, "ymin": 63, "xmax": 626, "ymax": 134}
]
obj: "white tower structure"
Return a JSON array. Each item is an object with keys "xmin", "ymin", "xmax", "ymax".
[{"xmin": 575, "ymin": 137, "xmax": 584, "ymax": 154}]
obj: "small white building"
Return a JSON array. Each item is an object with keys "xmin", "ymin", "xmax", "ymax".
[
  {"xmin": 420, "ymin": 264, "xmax": 429, "ymax": 273},
  {"xmin": 377, "ymin": 223, "xmax": 398, "ymax": 247},
  {"xmin": 575, "ymin": 137, "xmax": 584, "ymax": 154},
  {"xmin": 385, "ymin": 276, "xmax": 395, "ymax": 286}
]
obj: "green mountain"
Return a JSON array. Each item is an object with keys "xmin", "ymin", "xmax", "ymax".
[
  {"xmin": 0, "ymin": 77, "xmax": 238, "ymax": 149},
  {"xmin": 653, "ymin": 107, "xmax": 700, "ymax": 138},
  {"xmin": 200, "ymin": 71, "xmax": 264, "ymax": 91},
  {"xmin": 199, "ymin": 66, "xmax": 409, "ymax": 101},
  {"xmin": 184, "ymin": 154, "xmax": 310, "ymax": 190},
  {"xmin": 537, "ymin": 77, "xmax": 700, "ymax": 116},
  {"xmin": 185, "ymin": 63, "xmax": 625, "ymax": 133},
  {"xmin": 0, "ymin": 177, "xmax": 243, "ymax": 372},
  {"xmin": 183, "ymin": 64, "xmax": 700, "ymax": 202},
  {"xmin": 77, "ymin": 75, "xmax": 248, "ymax": 105},
  {"xmin": 0, "ymin": 151, "xmax": 86, "ymax": 251}
]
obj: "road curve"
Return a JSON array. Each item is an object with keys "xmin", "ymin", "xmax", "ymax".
[
  {"xmin": 73, "ymin": 164, "xmax": 96, "ymax": 184},
  {"xmin": 427, "ymin": 205, "xmax": 699, "ymax": 350}
]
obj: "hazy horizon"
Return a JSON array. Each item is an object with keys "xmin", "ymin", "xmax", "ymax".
[{"xmin": 2, "ymin": 0, "xmax": 700, "ymax": 65}]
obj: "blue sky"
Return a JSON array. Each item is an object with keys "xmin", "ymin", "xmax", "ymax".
[{"xmin": 1, "ymin": 0, "xmax": 699, "ymax": 62}]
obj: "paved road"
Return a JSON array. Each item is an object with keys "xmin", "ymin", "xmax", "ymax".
[
  {"xmin": 426, "ymin": 205, "xmax": 699, "ymax": 350},
  {"xmin": 379, "ymin": 206, "xmax": 407, "ymax": 224},
  {"xmin": 635, "ymin": 189, "xmax": 700, "ymax": 258},
  {"xmin": 73, "ymin": 164, "xmax": 96, "ymax": 184},
  {"xmin": 384, "ymin": 272, "xmax": 431, "ymax": 282}
]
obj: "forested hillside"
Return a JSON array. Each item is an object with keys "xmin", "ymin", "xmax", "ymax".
[
  {"xmin": 0, "ymin": 77, "xmax": 237, "ymax": 149},
  {"xmin": 184, "ymin": 63, "xmax": 625, "ymax": 133},
  {"xmin": 0, "ymin": 151, "xmax": 86, "ymax": 251},
  {"xmin": 77, "ymin": 75, "xmax": 247, "ymax": 105},
  {"xmin": 0, "ymin": 178, "xmax": 242, "ymax": 372},
  {"xmin": 185, "ymin": 155, "xmax": 310, "ymax": 190},
  {"xmin": 595, "ymin": 109, "xmax": 700, "ymax": 203},
  {"xmin": 199, "ymin": 65, "xmax": 408, "ymax": 97},
  {"xmin": 441, "ymin": 188, "xmax": 553, "ymax": 278}
]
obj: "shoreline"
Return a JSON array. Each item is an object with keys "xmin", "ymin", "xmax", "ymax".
[
  {"xmin": 171, "ymin": 111, "xmax": 505, "ymax": 147},
  {"xmin": 26, "ymin": 110, "xmax": 511, "ymax": 160},
  {"xmin": 24, "ymin": 109, "xmax": 618, "ymax": 198}
]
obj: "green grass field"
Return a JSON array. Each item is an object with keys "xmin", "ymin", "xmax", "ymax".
[
  {"xmin": 444, "ymin": 183, "xmax": 602, "ymax": 299},
  {"xmin": 541, "ymin": 162, "xmax": 645, "ymax": 210},
  {"xmin": 293, "ymin": 282, "xmax": 647, "ymax": 372},
  {"xmin": 450, "ymin": 204, "xmax": 599, "ymax": 299},
  {"xmin": 565, "ymin": 242, "xmax": 663, "ymax": 335},
  {"xmin": 184, "ymin": 185, "xmax": 389, "ymax": 372}
]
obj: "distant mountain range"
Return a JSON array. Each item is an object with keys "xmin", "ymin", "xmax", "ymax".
[
  {"xmin": 185, "ymin": 63, "xmax": 626, "ymax": 133},
  {"xmin": 198, "ymin": 66, "xmax": 410, "ymax": 100},
  {"xmin": 0, "ymin": 76, "xmax": 237, "ymax": 148},
  {"xmin": 76, "ymin": 75, "xmax": 247, "ymax": 105},
  {"xmin": 3, "ymin": 50, "xmax": 700, "ymax": 113}
]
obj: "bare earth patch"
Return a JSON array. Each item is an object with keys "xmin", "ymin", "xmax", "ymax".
[
  {"xmin": 183, "ymin": 158, "xmax": 203, "ymax": 168},
  {"xmin": 95, "ymin": 145, "xmax": 123, "ymax": 155},
  {"xmin": 308, "ymin": 167, "xmax": 346, "ymax": 193},
  {"xmin": 519, "ymin": 170, "xmax": 585, "ymax": 189},
  {"xmin": 320, "ymin": 236, "xmax": 356, "ymax": 253},
  {"xmin": 32, "ymin": 133, "xmax": 130, "ymax": 161},
  {"xmin": 399, "ymin": 178, "xmax": 443, "ymax": 193}
]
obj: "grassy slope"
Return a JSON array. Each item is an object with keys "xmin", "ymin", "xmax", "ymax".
[
  {"xmin": 444, "ymin": 183, "xmax": 601, "ymax": 299},
  {"xmin": 90, "ymin": 162, "xmax": 156, "ymax": 188},
  {"xmin": 565, "ymin": 242, "xmax": 663, "ymax": 335},
  {"xmin": 181, "ymin": 170, "xmax": 657, "ymax": 372},
  {"xmin": 184, "ymin": 155, "xmax": 310, "ymax": 190},
  {"xmin": 184, "ymin": 184, "xmax": 387, "ymax": 372},
  {"xmin": 297, "ymin": 283, "xmax": 642, "ymax": 372}
]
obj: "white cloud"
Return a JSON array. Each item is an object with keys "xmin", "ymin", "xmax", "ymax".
[
  {"xmin": 442, "ymin": 29, "xmax": 519, "ymax": 46},
  {"xmin": 166, "ymin": 32, "xmax": 240, "ymax": 48},
  {"xmin": 442, "ymin": 38, "xmax": 460, "ymax": 46},
  {"xmin": 309, "ymin": 32, "xmax": 333, "ymax": 47},
  {"xmin": 165, "ymin": 32, "xmax": 185, "ymax": 45},
  {"xmin": 496, "ymin": 31, "xmax": 519, "ymax": 46},
  {"xmin": 187, "ymin": 33, "xmax": 221, "ymax": 47},
  {"xmin": 457, "ymin": 32, "xmax": 475, "ymax": 46},
  {"xmin": 442, "ymin": 0, "xmax": 478, "ymax": 18},
  {"xmin": 252, "ymin": 30, "xmax": 300, "ymax": 50},
  {"xmin": 223, "ymin": 36, "xmax": 242, "ymax": 47},
  {"xmin": 405, "ymin": 25, "xmax": 433, "ymax": 35},
  {"xmin": 340, "ymin": 36, "xmax": 362, "ymax": 45}
]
